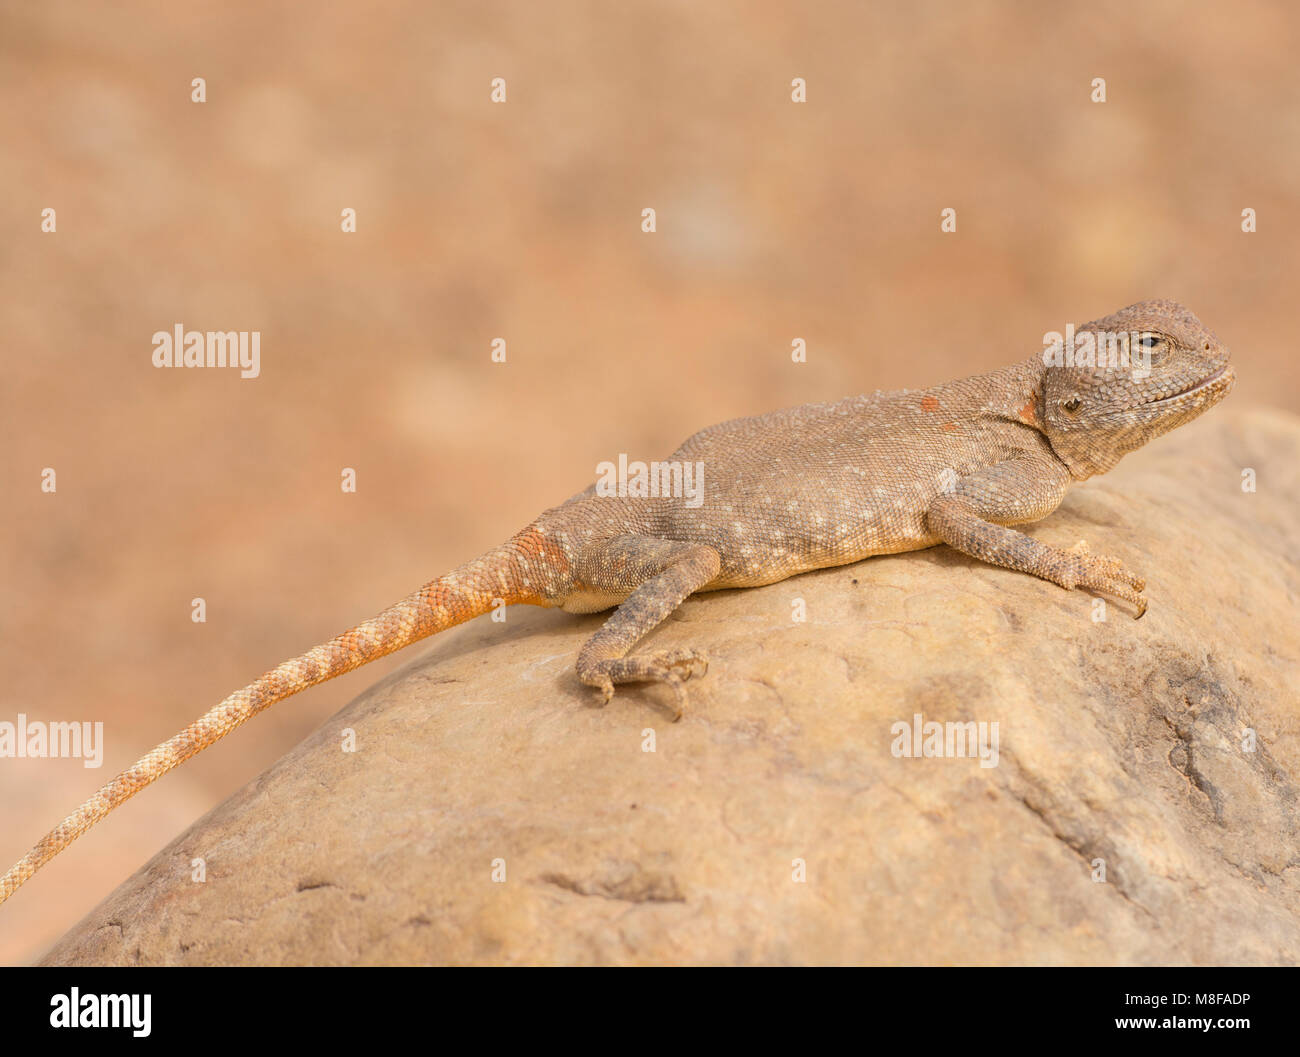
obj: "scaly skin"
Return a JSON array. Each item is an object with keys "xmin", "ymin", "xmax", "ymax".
[{"xmin": 0, "ymin": 299, "xmax": 1233, "ymax": 907}]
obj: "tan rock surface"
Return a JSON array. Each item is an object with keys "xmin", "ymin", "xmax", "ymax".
[{"xmin": 41, "ymin": 409, "xmax": 1300, "ymax": 965}]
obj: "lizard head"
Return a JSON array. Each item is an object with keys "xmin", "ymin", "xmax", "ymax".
[{"xmin": 1040, "ymin": 299, "xmax": 1234, "ymax": 479}]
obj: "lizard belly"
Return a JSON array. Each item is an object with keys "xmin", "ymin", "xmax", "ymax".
[
  {"xmin": 558, "ymin": 585, "xmax": 628, "ymax": 614},
  {"xmin": 669, "ymin": 491, "xmax": 941, "ymax": 589}
]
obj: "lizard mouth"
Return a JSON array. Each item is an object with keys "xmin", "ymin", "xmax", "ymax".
[{"xmin": 1145, "ymin": 365, "xmax": 1233, "ymax": 405}]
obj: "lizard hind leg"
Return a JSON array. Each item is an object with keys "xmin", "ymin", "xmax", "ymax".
[{"xmin": 570, "ymin": 537, "xmax": 722, "ymax": 720}]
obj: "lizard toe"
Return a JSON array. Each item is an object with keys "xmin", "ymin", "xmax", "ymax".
[
  {"xmin": 577, "ymin": 652, "xmax": 700, "ymax": 720},
  {"xmin": 1092, "ymin": 579, "xmax": 1148, "ymax": 618},
  {"xmin": 658, "ymin": 647, "xmax": 709, "ymax": 680},
  {"xmin": 586, "ymin": 676, "xmax": 615, "ymax": 707}
]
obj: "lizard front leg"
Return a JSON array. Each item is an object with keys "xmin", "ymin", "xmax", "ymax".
[
  {"xmin": 925, "ymin": 458, "xmax": 1148, "ymax": 617},
  {"xmin": 571, "ymin": 536, "xmax": 721, "ymax": 720}
]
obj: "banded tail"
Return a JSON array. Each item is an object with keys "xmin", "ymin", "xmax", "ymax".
[{"xmin": 0, "ymin": 532, "xmax": 556, "ymax": 907}]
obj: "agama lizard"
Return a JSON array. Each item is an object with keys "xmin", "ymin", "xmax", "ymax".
[{"xmin": 0, "ymin": 299, "xmax": 1233, "ymax": 906}]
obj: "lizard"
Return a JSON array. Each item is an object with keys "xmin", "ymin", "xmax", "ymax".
[{"xmin": 0, "ymin": 299, "xmax": 1233, "ymax": 907}]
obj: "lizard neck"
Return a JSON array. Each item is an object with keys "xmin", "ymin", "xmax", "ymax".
[
  {"xmin": 982, "ymin": 354, "xmax": 1050, "ymax": 433},
  {"xmin": 986, "ymin": 354, "xmax": 1111, "ymax": 479}
]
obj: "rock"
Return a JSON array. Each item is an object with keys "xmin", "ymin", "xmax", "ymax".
[{"xmin": 42, "ymin": 409, "xmax": 1300, "ymax": 965}]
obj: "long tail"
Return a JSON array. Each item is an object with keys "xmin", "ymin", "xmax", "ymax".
[{"xmin": 0, "ymin": 533, "xmax": 555, "ymax": 906}]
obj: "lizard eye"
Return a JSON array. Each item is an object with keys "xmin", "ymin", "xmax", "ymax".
[
  {"xmin": 1060, "ymin": 396, "xmax": 1082, "ymax": 414},
  {"xmin": 1135, "ymin": 333, "xmax": 1168, "ymax": 366}
]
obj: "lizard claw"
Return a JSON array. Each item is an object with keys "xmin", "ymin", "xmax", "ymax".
[
  {"xmin": 1064, "ymin": 540, "xmax": 1148, "ymax": 617},
  {"xmin": 589, "ymin": 677, "xmax": 615, "ymax": 707},
  {"xmin": 578, "ymin": 648, "xmax": 709, "ymax": 721},
  {"xmin": 658, "ymin": 647, "xmax": 709, "ymax": 679}
]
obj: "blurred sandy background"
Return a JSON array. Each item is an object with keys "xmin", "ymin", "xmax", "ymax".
[{"xmin": 1, "ymin": 0, "xmax": 1296, "ymax": 963}]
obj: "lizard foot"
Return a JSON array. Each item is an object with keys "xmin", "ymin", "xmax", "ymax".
[
  {"xmin": 579, "ymin": 648, "xmax": 710, "ymax": 721},
  {"xmin": 1064, "ymin": 540, "xmax": 1148, "ymax": 618}
]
